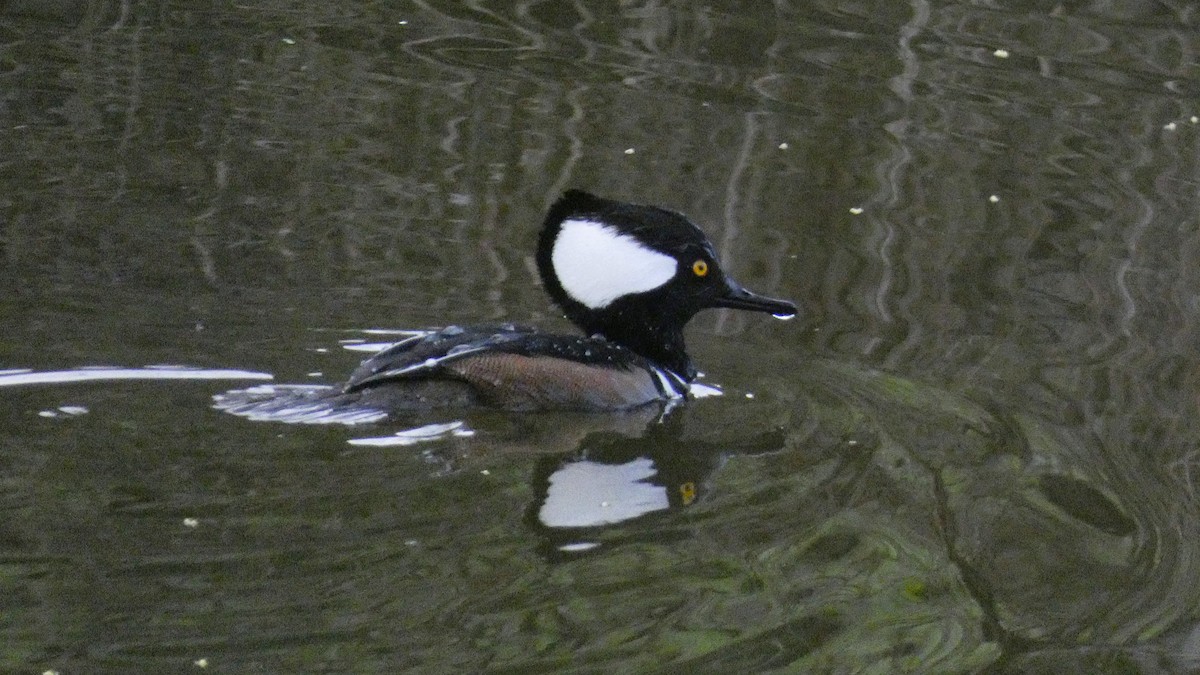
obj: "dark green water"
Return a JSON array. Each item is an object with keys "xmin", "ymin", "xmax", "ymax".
[{"xmin": 3, "ymin": 2, "xmax": 1199, "ymax": 672}]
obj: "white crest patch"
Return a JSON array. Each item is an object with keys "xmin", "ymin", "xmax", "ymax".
[{"xmin": 552, "ymin": 218, "xmax": 677, "ymax": 309}]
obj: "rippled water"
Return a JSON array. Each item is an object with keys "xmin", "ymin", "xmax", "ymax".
[{"xmin": 3, "ymin": 1, "xmax": 1199, "ymax": 672}]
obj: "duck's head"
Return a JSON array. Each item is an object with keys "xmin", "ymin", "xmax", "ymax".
[{"xmin": 535, "ymin": 189, "xmax": 796, "ymax": 380}]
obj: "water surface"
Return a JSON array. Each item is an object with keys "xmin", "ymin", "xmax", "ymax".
[{"xmin": 2, "ymin": 1, "xmax": 1200, "ymax": 672}]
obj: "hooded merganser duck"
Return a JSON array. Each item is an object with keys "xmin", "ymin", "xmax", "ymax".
[{"xmin": 215, "ymin": 190, "xmax": 795, "ymax": 420}]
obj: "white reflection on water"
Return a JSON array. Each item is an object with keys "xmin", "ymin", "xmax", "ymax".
[
  {"xmin": 347, "ymin": 420, "xmax": 475, "ymax": 446},
  {"xmin": 38, "ymin": 405, "xmax": 90, "ymax": 418},
  {"xmin": 340, "ymin": 341, "xmax": 398, "ymax": 353},
  {"xmin": 0, "ymin": 366, "xmax": 274, "ymax": 387},
  {"xmin": 336, "ymin": 328, "xmax": 432, "ymax": 353},
  {"xmin": 688, "ymin": 382, "xmax": 723, "ymax": 398}
]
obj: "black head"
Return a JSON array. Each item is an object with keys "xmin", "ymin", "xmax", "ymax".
[{"xmin": 535, "ymin": 190, "xmax": 796, "ymax": 380}]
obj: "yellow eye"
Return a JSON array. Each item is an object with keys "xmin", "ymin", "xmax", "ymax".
[
  {"xmin": 692, "ymin": 259, "xmax": 709, "ymax": 277},
  {"xmin": 679, "ymin": 481, "xmax": 697, "ymax": 505}
]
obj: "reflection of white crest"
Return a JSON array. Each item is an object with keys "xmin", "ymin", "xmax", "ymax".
[
  {"xmin": 552, "ymin": 219, "xmax": 676, "ymax": 309},
  {"xmin": 539, "ymin": 457, "xmax": 669, "ymax": 528}
]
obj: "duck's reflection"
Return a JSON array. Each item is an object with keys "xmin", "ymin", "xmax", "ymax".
[{"xmin": 523, "ymin": 407, "xmax": 786, "ymax": 556}]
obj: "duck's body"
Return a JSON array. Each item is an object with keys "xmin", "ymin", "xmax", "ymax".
[
  {"xmin": 215, "ymin": 190, "xmax": 795, "ymax": 422},
  {"xmin": 343, "ymin": 323, "xmax": 687, "ymax": 411}
]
